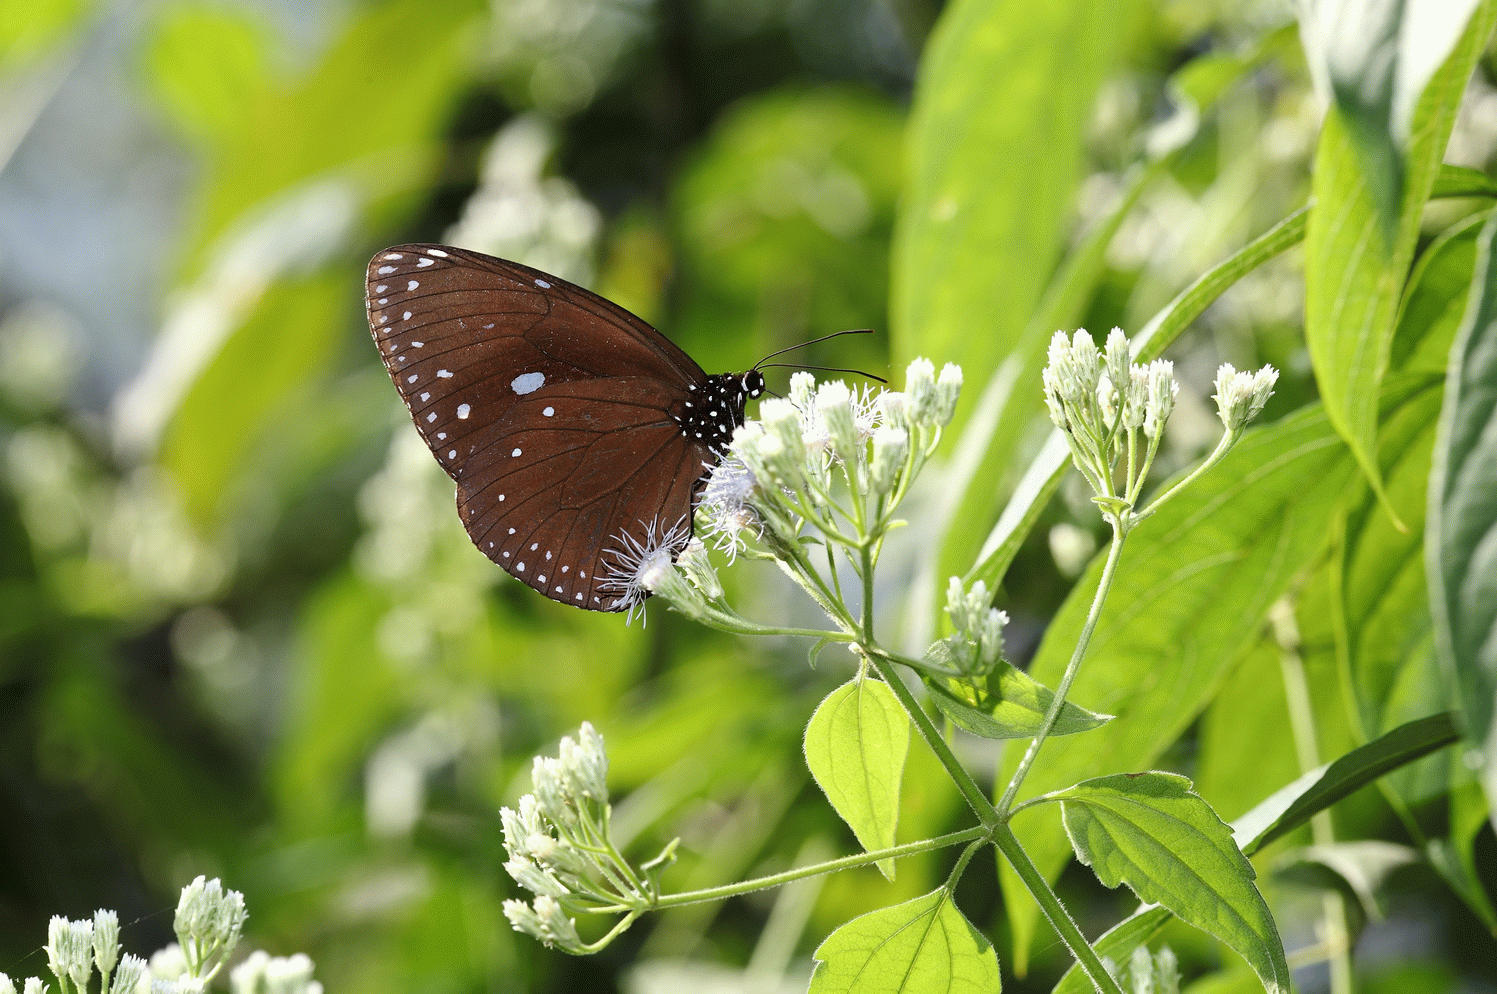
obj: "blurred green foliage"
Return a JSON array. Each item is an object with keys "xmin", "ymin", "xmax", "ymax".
[{"xmin": 0, "ymin": 1, "xmax": 1495, "ymax": 992}]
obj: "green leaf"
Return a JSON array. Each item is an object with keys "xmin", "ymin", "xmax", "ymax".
[
  {"xmin": 1050, "ymin": 905, "xmax": 1172, "ymax": 994},
  {"xmin": 1428, "ymin": 211, "xmax": 1497, "ymax": 816},
  {"xmin": 891, "ymin": 0, "xmax": 1141, "ymax": 418},
  {"xmin": 1193, "ymin": 640, "xmax": 1302, "ymax": 824},
  {"xmin": 809, "ymin": 888, "xmax": 1000, "ymax": 993},
  {"xmin": 1303, "ymin": 1, "xmax": 1497, "ymax": 516},
  {"xmin": 1426, "ymin": 781, "xmax": 1497, "ymax": 931},
  {"xmin": 1231, "ymin": 712, "xmax": 1460, "ymax": 856},
  {"xmin": 1431, "ymin": 163, "xmax": 1497, "ymax": 200},
  {"xmin": 804, "ymin": 677, "xmax": 909, "ymax": 880},
  {"xmin": 1275, "ymin": 840, "xmax": 1419, "ymax": 920},
  {"xmin": 1055, "ymin": 772, "xmax": 1289, "ymax": 994},
  {"xmin": 1393, "ymin": 209, "xmax": 1492, "ymax": 375},
  {"xmin": 1298, "ymin": 2, "xmax": 1487, "ymax": 220},
  {"xmin": 924, "ymin": 664, "xmax": 1110, "ymax": 740},
  {"xmin": 1000, "ymin": 404, "xmax": 1356, "ymax": 969},
  {"xmin": 144, "ymin": 5, "xmax": 271, "ymax": 142}
]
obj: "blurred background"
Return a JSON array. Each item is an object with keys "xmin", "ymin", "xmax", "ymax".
[{"xmin": 0, "ymin": 0, "xmax": 1494, "ymax": 991}]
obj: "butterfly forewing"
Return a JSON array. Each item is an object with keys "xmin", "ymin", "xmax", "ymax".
[{"xmin": 365, "ymin": 244, "xmax": 731, "ymax": 612}]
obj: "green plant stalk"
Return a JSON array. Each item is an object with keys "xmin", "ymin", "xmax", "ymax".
[
  {"xmin": 998, "ymin": 524, "xmax": 1128, "ymax": 814},
  {"xmin": 865, "ymin": 648, "xmax": 999, "ymax": 827},
  {"xmin": 1274, "ymin": 603, "xmax": 1353, "ymax": 994},
  {"xmin": 622, "ymin": 827, "xmax": 987, "ymax": 911},
  {"xmin": 991, "ymin": 822, "xmax": 1127, "ymax": 994}
]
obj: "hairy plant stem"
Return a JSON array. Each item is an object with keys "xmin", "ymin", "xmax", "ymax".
[
  {"xmin": 864, "ymin": 650, "xmax": 999, "ymax": 827},
  {"xmin": 998, "ymin": 521, "xmax": 1128, "ymax": 814},
  {"xmin": 991, "ymin": 823, "xmax": 1127, "ymax": 994},
  {"xmin": 622, "ymin": 827, "xmax": 985, "ymax": 911}
]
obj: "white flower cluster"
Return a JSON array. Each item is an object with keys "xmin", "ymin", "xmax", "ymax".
[
  {"xmin": 6, "ymin": 879, "xmax": 319, "ymax": 994},
  {"xmin": 695, "ymin": 358, "xmax": 960, "ymax": 559},
  {"xmin": 1043, "ymin": 328, "xmax": 1179, "ymax": 493},
  {"xmin": 229, "ymin": 952, "xmax": 324, "ymax": 994},
  {"xmin": 1212, "ymin": 363, "xmax": 1279, "ymax": 432},
  {"xmin": 501, "ymin": 723, "xmax": 667, "ymax": 955},
  {"xmin": 937, "ymin": 578, "xmax": 1009, "ymax": 679}
]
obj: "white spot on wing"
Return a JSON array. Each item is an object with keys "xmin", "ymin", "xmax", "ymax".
[
  {"xmin": 377, "ymin": 266, "xmax": 396, "ymax": 275},
  {"xmin": 375, "ymin": 285, "xmax": 388, "ymax": 293},
  {"xmin": 407, "ymin": 374, "xmax": 418, "ymax": 383},
  {"xmin": 426, "ymin": 413, "xmax": 437, "ymax": 423},
  {"xmin": 437, "ymin": 369, "xmax": 453, "ymax": 378},
  {"xmin": 384, "ymin": 253, "xmax": 404, "ymax": 260},
  {"xmin": 511, "ymin": 448, "xmax": 522, "ymax": 457},
  {"xmin": 428, "ymin": 248, "xmax": 448, "ymax": 257},
  {"xmin": 543, "ymin": 406, "xmax": 554, "ymax": 417},
  {"xmin": 417, "ymin": 258, "xmax": 434, "ymax": 267},
  {"xmin": 411, "ymin": 341, "xmax": 423, "ymax": 348},
  {"xmin": 511, "ymin": 371, "xmax": 544, "ymax": 394},
  {"xmin": 407, "ymin": 280, "xmax": 419, "ymax": 290},
  {"xmin": 448, "ymin": 449, "xmax": 456, "ymax": 458},
  {"xmin": 534, "ymin": 278, "xmax": 552, "ymax": 288},
  {"xmin": 402, "ymin": 311, "xmax": 412, "ymax": 321},
  {"xmin": 420, "ymin": 392, "xmax": 430, "ymax": 401},
  {"xmin": 457, "ymin": 404, "xmax": 470, "ymax": 419}
]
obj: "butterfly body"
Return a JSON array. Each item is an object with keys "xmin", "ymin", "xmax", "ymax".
[{"xmin": 365, "ymin": 244, "xmax": 762, "ymax": 612}]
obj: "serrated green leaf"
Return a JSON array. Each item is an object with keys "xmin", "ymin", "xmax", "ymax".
[
  {"xmin": 1428, "ymin": 211, "xmax": 1497, "ymax": 817},
  {"xmin": 1303, "ymin": 1, "xmax": 1497, "ymax": 515},
  {"xmin": 1231, "ymin": 712, "xmax": 1460, "ymax": 856},
  {"xmin": 924, "ymin": 664, "xmax": 1110, "ymax": 741},
  {"xmin": 805, "ymin": 677, "xmax": 909, "ymax": 879},
  {"xmin": 1056, "ymin": 772, "xmax": 1290, "ymax": 994},
  {"xmin": 1000, "ymin": 404, "xmax": 1356, "ymax": 970},
  {"xmin": 810, "ymin": 888, "xmax": 1000, "ymax": 993}
]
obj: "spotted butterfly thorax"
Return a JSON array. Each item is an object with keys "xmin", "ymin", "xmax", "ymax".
[{"xmin": 364, "ymin": 244, "xmax": 765, "ymax": 613}]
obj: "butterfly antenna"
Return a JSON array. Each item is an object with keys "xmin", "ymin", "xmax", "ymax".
[
  {"xmin": 752, "ymin": 328, "xmax": 875, "ymax": 366},
  {"xmin": 756, "ymin": 363, "xmax": 888, "ymax": 384}
]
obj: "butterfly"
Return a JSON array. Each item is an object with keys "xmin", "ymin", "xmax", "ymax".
[{"xmin": 365, "ymin": 244, "xmax": 765, "ymax": 613}]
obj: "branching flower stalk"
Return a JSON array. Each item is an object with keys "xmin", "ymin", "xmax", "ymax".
[{"xmin": 502, "ymin": 336, "xmax": 1278, "ymax": 993}]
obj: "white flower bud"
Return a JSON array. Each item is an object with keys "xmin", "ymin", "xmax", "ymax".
[
  {"xmin": 676, "ymin": 538, "xmax": 723, "ymax": 600},
  {"xmin": 149, "ymin": 944, "xmax": 187, "ymax": 981},
  {"xmin": 935, "ymin": 363, "xmax": 962, "ymax": 426},
  {"xmin": 815, "ymin": 380, "xmax": 861, "ymax": 467},
  {"xmin": 1212, "ymin": 362, "xmax": 1278, "ymax": 431},
  {"xmin": 532, "ymin": 755, "xmax": 576, "ymax": 827},
  {"xmin": 1122, "ymin": 365, "xmax": 1148, "ymax": 429},
  {"xmin": 1096, "ymin": 374, "xmax": 1119, "ymax": 427},
  {"xmin": 869, "ymin": 425, "xmax": 908, "ymax": 495},
  {"xmin": 1143, "ymin": 360, "xmax": 1178, "ymax": 438},
  {"xmin": 532, "ymin": 895, "xmax": 584, "ymax": 952},
  {"xmin": 876, "ymin": 390, "xmax": 909, "ymax": 429},
  {"xmin": 23, "ymin": 981, "xmax": 48, "ymax": 994},
  {"xmin": 1104, "ymin": 328, "xmax": 1132, "ymax": 394},
  {"xmin": 561, "ymin": 722, "xmax": 609, "ymax": 802},
  {"xmin": 93, "ymin": 910, "xmax": 120, "ymax": 979},
  {"xmin": 505, "ymin": 857, "xmax": 570, "ymax": 899},
  {"xmin": 0, "ymin": 973, "xmax": 14, "ymax": 994},
  {"xmin": 110, "ymin": 955, "xmax": 147, "ymax": 994},
  {"xmin": 905, "ymin": 358, "xmax": 937, "ymax": 425},
  {"xmin": 979, "ymin": 607, "xmax": 1008, "ymax": 672},
  {"xmin": 503, "ymin": 899, "xmax": 546, "ymax": 941},
  {"xmin": 45, "ymin": 917, "xmax": 67, "ymax": 984},
  {"xmin": 788, "ymin": 371, "xmax": 817, "ymax": 412},
  {"xmin": 1042, "ymin": 364, "xmax": 1071, "ymax": 431}
]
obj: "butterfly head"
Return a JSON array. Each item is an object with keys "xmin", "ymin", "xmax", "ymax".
[{"xmin": 742, "ymin": 369, "xmax": 766, "ymax": 399}]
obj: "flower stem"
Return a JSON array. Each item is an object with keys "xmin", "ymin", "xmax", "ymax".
[
  {"xmin": 864, "ymin": 650, "xmax": 999, "ymax": 827},
  {"xmin": 998, "ymin": 523, "xmax": 1127, "ymax": 815},
  {"xmin": 639, "ymin": 827, "xmax": 985, "ymax": 910},
  {"xmin": 991, "ymin": 822, "xmax": 1126, "ymax": 994}
]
